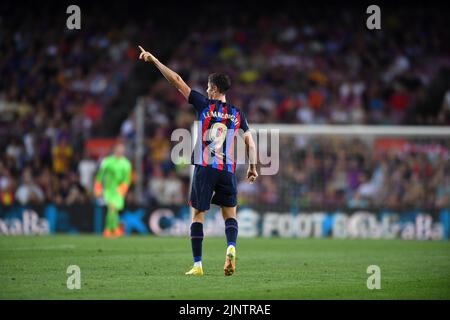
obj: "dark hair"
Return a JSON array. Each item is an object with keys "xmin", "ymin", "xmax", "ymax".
[{"xmin": 208, "ymin": 73, "xmax": 231, "ymax": 93}]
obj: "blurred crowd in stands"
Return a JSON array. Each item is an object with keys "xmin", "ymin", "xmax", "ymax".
[
  {"xmin": 0, "ymin": 3, "xmax": 145, "ymax": 206},
  {"xmin": 0, "ymin": 3, "xmax": 449, "ymax": 209},
  {"xmin": 236, "ymin": 136, "xmax": 450, "ymax": 210}
]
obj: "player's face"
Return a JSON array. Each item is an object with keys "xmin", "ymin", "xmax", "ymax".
[
  {"xmin": 114, "ymin": 144, "xmax": 125, "ymax": 157},
  {"xmin": 206, "ymin": 81, "xmax": 216, "ymax": 99}
]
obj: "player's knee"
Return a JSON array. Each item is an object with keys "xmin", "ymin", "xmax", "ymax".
[
  {"xmin": 221, "ymin": 206, "xmax": 237, "ymax": 220},
  {"xmin": 192, "ymin": 209, "xmax": 206, "ymax": 223}
]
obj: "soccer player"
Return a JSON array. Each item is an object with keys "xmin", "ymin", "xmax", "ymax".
[
  {"xmin": 139, "ymin": 45, "xmax": 258, "ymax": 276},
  {"xmin": 94, "ymin": 142, "xmax": 132, "ymax": 238}
]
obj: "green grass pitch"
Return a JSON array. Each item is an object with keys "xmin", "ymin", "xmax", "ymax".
[{"xmin": 1, "ymin": 236, "xmax": 449, "ymax": 299}]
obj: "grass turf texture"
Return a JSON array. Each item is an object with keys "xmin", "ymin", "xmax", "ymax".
[{"xmin": 1, "ymin": 236, "xmax": 449, "ymax": 299}]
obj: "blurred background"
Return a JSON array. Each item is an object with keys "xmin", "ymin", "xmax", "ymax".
[{"xmin": 0, "ymin": 0, "xmax": 449, "ymax": 238}]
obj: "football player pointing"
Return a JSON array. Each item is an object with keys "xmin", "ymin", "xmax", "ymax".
[{"xmin": 139, "ymin": 45, "xmax": 258, "ymax": 276}]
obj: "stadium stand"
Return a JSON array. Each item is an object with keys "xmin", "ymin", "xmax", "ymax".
[{"xmin": 0, "ymin": 1, "xmax": 449, "ymax": 210}]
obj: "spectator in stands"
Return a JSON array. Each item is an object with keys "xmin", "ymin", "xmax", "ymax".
[
  {"xmin": 1, "ymin": 3, "xmax": 449, "ymax": 210},
  {"xmin": 15, "ymin": 167, "xmax": 44, "ymax": 205},
  {"xmin": 78, "ymin": 151, "xmax": 98, "ymax": 195},
  {"xmin": 52, "ymin": 136, "xmax": 73, "ymax": 177},
  {"xmin": 0, "ymin": 162, "xmax": 15, "ymax": 206}
]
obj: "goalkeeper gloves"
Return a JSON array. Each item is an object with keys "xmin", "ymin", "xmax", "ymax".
[
  {"xmin": 94, "ymin": 181, "xmax": 103, "ymax": 197},
  {"xmin": 117, "ymin": 183, "xmax": 129, "ymax": 197}
]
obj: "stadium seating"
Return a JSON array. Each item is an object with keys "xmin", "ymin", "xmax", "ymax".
[{"xmin": 0, "ymin": 2, "xmax": 449, "ymax": 210}]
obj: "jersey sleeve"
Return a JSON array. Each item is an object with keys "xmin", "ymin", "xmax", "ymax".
[
  {"xmin": 188, "ymin": 90, "xmax": 209, "ymax": 114},
  {"xmin": 239, "ymin": 111, "xmax": 250, "ymax": 133}
]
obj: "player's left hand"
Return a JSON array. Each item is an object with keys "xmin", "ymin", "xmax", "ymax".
[
  {"xmin": 247, "ymin": 167, "xmax": 258, "ymax": 184},
  {"xmin": 117, "ymin": 183, "xmax": 129, "ymax": 197},
  {"xmin": 138, "ymin": 45, "xmax": 158, "ymax": 63}
]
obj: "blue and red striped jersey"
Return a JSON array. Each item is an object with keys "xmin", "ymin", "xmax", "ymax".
[{"xmin": 189, "ymin": 90, "xmax": 250, "ymax": 173}]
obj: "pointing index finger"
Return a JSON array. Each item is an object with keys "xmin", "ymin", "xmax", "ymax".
[{"xmin": 138, "ymin": 45, "xmax": 145, "ymax": 53}]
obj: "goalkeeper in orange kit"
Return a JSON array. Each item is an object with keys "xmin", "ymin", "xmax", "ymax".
[{"xmin": 94, "ymin": 142, "xmax": 132, "ymax": 237}]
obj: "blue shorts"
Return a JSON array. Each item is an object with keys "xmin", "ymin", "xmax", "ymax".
[{"xmin": 189, "ymin": 165, "xmax": 237, "ymax": 211}]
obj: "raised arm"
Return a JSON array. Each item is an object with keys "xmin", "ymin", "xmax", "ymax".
[
  {"xmin": 243, "ymin": 131, "xmax": 258, "ymax": 183},
  {"xmin": 138, "ymin": 45, "xmax": 191, "ymax": 100}
]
